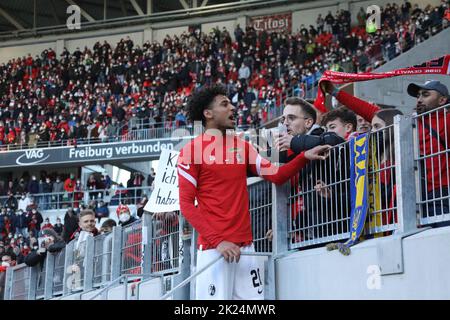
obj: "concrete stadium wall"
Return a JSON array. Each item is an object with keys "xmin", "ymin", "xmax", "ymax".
[
  {"xmin": 65, "ymin": 31, "xmax": 145, "ymax": 52},
  {"xmin": 153, "ymin": 26, "xmax": 189, "ymax": 43},
  {"xmin": 202, "ymin": 19, "xmax": 237, "ymax": 36},
  {"xmin": 292, "ymin": 5, "xmax": 339, "ymax": 32},
  {"xmin": 277, "ymin": 226, "xmax": 450, "ymax": 299},
  {"xmin": 0, "ymin": 42, "xmax": 55, "ymax": 63},
  {"xmin": 354, "ymin": 27, "xmax": 450, "ymax": 115}
]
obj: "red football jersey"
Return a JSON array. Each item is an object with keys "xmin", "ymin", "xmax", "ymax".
[{"xmin": 178, "ymin": 132, "xmax": 309, "ymax": 249}]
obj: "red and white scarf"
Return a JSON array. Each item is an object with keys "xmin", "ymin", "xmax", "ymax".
[{"xmin": 314, "ymin": 54, "xmax": 450, "ymax": 113}]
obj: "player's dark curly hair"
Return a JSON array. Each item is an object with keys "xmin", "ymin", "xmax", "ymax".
[{"xmin": 187, "ymin": 85, "xmax": 228, "ymax": 126}]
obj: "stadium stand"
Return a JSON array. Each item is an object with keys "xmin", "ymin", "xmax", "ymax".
[
  {"xmin": 1, "ymin": 0, "xmax": 450, "ymax": 301},
  {"xmin": 0, "ymin": 1, "xmax": 448, "ymax": 150}
]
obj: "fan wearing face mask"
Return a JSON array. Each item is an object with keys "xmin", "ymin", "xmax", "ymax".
[
  {"xmin": 116, "ymin": 204, "xmax": 137, "ymax": 227},
  {"xmin": 0, "ymin": 253, "xmax": 16, "ymax": 300},
  {"xmin": 117, "ymin": 204, "xmax": 141, "ymax": 274}
]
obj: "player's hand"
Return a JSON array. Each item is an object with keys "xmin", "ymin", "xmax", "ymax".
[
  {"xmin": 274, "ymin": 134, "xmax": 293, "ymax": 151},
  {"xmin": 304, "ymin": 145, "xmax": 331, "ymax": 161},
  {"xmin": 216, "ymin": 241, "xmax": 241, "ymax": 263},
  {"xmin": 320, "ymin": 80, "xmax": 336, "ymax": 95}
]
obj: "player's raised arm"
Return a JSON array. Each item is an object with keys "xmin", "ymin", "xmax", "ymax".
[{"xmin": 247, "ymin": 141, "xmax": 330, "ymax": 185}]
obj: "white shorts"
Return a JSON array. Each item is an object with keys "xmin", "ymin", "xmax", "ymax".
[{"xmin": 195, "ymin": 244, "xmax": 266, "ymax": 300}]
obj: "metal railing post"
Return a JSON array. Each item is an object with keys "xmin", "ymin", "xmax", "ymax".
[
  {"xmin": 141, "ymin": 213, "xmax": 153, "ymax": 278},
  {"xmin": 271, "ymin": 182, "xmax": 289, "ymax": 257},
  {"xmin": 110, "ymin": 225, "xmax": 123, "ymax": 280},
  {"xmin": 171, "ymin": 214, "xmax": 191, "ymax": 300},
  {"xmin": 4, "ymin": 267, "xmax": 13, "ymax": 300},
  {"xmin": 394, "ymin": 115, "xmax": 419, "ymax": 233},
  {"xmin": 28, "ymin": 266, "xmax": 38, "ymax": 300},
  {"xmin": 189, "ymin": 229, "xmax": 198, "ymax": 300},
  {"xmin": 83, "ymin": 235, "xmax": 95, "ymax": 291},
  {"xmin": 269, "ymin": 182, "xmax": 289, "ymax": 300},
  {"xmin": 62, "ymin": 240, "xmax": 75, "ymax": 296},
  {"xmin": 44, "ymin": 252, "xmax": 55, "ymax": 299}
]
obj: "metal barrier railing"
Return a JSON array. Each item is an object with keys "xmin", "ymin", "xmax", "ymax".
[
  {"xmin": 0, "ymin": 186, "xmax": 152, "ymax": 212},
  {"xmin": 365, "ymin": 126, "xmax": 398, "ymax": 235},
  {"xmin": 288, "ymin": 126, "xmax": 400, "ymax": 249},
  {"xmin": 8, "ymin": 264, "xmax": 31, "ymax": 300},
  {"xmin": 52, "ymin": 248, "xmax": 66, "ymax": 296},
  {"xmin": 104, "ymin": 186, "xmax": 151, "ymax": 207},
  {"xmin": 150, "ymin": 212, "xmax": 181, "ymax": 275},
  {"xmin": 248, "ymin": 179, "xmax": 273, "ymax": 253},
  {"xmin": 35, "ymin": 260, "xmax": 46, "ymax": 299},
  {"xmin": 4, "ymin": 111, "xmax": 437, "ymax": 299},
  {"xmin": 88, "ymin": 273, "xmax": 155, "ymax": 300},
  {"xmin": 413, "ymin": 103, "xmax": 450, "ymax": 227},
  {"xmin": 288, "ymin": 141, "xmax": 351, "ymax": 249},
  {"xmin": 68, "ymin": 240, "xmax": 87, "ymax": 292},
  {"xmin": 124, "ymin": 126, "xmax": 193, "ymax": 141},
  {"xmin": 0, "ymin": 126, "xmax": 194, "ymax": 152},
  {"xmin": 93, "ymin": 233, "xmax": 113, "ymax": 287},
  {"xmin": 121, "ymin": 220, "xmax": 143, "ymax": 275}
]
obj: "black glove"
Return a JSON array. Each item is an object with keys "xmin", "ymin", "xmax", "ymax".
[
  {"xmin": 322, "ymin": 132, "xmax": 346, "ymax": 146},
  {"xmin": 290, "ymin": 132, "xmax": 345, "ymax": 154}
]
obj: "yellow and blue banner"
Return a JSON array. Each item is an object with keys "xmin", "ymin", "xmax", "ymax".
[{"xmin": 344, "ymin": 132, "xmax": 370, "ymax": 247}]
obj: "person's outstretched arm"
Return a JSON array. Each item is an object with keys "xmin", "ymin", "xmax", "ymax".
[
  {"xmin": 321, "ymin": 80, "xmax": 380, "ymax": 122},
  {"xmin": 247, "ymin": 142, "xmax": 330, "ymax": 185}
]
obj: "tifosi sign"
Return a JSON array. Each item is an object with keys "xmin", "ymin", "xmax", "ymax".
[
  {"xmin": 16, "ymin": 150, "xmax": 50, "ymax": 165},
  {"xmin": 249, "ymin": 13, "xmax": 292, "ymax": 33}
]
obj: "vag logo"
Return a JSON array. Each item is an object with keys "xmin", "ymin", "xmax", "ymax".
[{"xmin": 16, "ymin": 150, "xmax": 50, "ymax": 165}]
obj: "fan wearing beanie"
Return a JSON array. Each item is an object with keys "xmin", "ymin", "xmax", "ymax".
[{"xmin": 116, "ymin": 204, "xmax": 137, "ymax": 227}]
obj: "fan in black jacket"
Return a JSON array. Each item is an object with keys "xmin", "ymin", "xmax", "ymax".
[
  {"xmin": 24, "ymin": 229, "xmax": 66, "ymax": 267},
  {"xmin": 272, "ymin": 98, "xmax": 348, "ymax": 242}
]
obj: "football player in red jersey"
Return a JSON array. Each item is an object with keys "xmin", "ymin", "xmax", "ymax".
[{"xmin": 177, "ymin": 85, "xmax": 330, "ymax": 299}]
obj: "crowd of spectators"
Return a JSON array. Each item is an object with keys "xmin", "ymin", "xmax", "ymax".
[
  {"xmin": 0, "ymin": 170, "xmax": 154, "ymax": 205},
  {"xmin": 0, "ymin": 1, "xmax": 448, "ymax": 149},
  {"xmin": 0, "ymin": 167, "xmax": 154, "ymax": 276}
]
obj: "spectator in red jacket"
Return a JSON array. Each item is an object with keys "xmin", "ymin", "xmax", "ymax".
[
  {"xmin": 41, "ymin": 218, "xmax": 54, "ymax": 231},
  {"xmin": 64, "ymin": 174, "xmax": 76, "ymax": 207}
]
